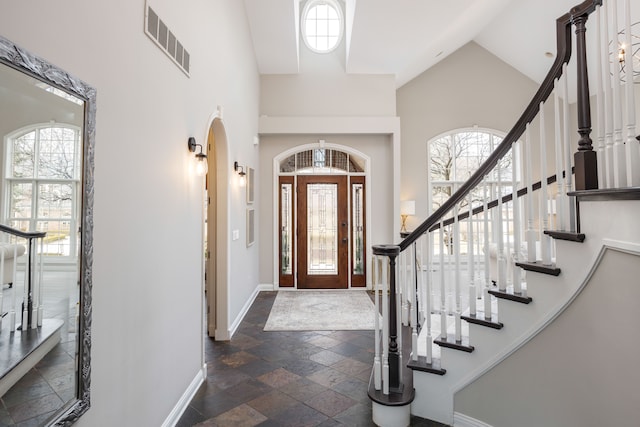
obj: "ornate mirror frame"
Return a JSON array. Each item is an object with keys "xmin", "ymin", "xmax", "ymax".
[{"xmin": 0, "ymin": 35, "xmax": 94, "ymax": 425}]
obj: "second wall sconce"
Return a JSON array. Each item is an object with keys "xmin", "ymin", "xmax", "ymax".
[
  {"xmin": 234, "ymin": 161, "xmax": 247, "ymax": 186},
  {"xmin": 188, "ymin": 137, "xmax": 208, "ymax": 176}
]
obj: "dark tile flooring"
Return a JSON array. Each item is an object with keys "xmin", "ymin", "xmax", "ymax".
[
  {"xmin": 0, "ymin": 331, "xmax": 77, "ymax": 426},
  {"xmin": 177, "ymin": 291, "xmax": 448, "ymax": 427}
]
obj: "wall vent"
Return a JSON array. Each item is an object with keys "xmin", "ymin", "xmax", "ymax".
[{"xmin": 145, "ymin": 5, "xmax": 190, "ymax": 76}]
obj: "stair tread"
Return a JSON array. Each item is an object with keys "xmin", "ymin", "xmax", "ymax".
[
  {"xmin": 434, "ymin": 334, "xmax": 474, "ymax": 352},
  {"xmin": 407, "ymin": 356, "xmax": 446, "ymax": 375},
  {"xmin": 461, "ymin": 312, "xmax": 504, "ymax": 329},
  {"xmin": 489, "ymin": 288, "xmax": 533, "ymax": 304},
  {"xmin": 515, "ymin": 260, "xmax": 561, "ymax": 276},
  {"xmin": 544, "ymin": 230, "xmax": 586, "ymax": 242}
]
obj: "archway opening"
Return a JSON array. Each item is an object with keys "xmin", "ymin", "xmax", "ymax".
[{"xmin": 205, "ymin": 117, "xmax": 230, "ymax": 340}]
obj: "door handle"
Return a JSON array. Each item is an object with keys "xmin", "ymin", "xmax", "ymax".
[{"xmin": 342, "ymin": 238, "xmax": 348, "ymax": 243}]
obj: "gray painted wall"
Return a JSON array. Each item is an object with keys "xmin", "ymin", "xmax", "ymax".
[
  {"xmin": 260, "ymin": 73, "xmax": 397, "ymax": 117},
  {"xmin": 0, "ymin": 1, "xmax": 260, "ymax": 425},
  {"xmin": 455, "ymin": 247, "xmax": 640, "ymax": 426},
  {"xmin": 258, "ymin": 134, "xmax": 394, "ymax": 286},
  {"xmin": 397, "ymin": 42, "xmax": 546, "ymax": 231}
]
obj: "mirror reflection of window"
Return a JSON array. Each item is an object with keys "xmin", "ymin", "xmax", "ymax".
[
  {"xmin": 1, "ymin": 33, "xmax": 95, "ymax": 425},
  {"xmin": 5, "ymin": 124, "xmax": 81, "ymax": 259}
]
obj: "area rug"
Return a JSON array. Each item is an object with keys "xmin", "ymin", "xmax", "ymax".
[{"xmin": 263, "ymin": 290, "xmax": 381, "ymax": 331}]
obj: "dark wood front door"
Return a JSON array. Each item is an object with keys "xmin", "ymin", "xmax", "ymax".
[{"xmin": 297, "ymin": 175, "xmax": 348, "ymax": 289}]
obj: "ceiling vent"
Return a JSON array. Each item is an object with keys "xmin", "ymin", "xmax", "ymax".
[{"xmin": 145, "ymin": 5, "xmax": 190, "ymax": 76}]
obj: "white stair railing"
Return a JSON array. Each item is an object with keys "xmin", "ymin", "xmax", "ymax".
[
  {"xmin": 395, "ymin": 0, "xmax": 640, "ymax": 382},
  {"xmin": 373, "ymin": 0, "xmax": 640, "ymax": 412},
  {"xmin": 0, "ymin": 229, "xmax": 47, "ymax": 333},
  {"xmin": 596, "ymin": 0, "xmax": 640, "ymax": 188}
]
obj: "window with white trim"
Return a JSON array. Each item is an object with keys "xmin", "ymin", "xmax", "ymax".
[
  {"xmin": 428, "ymin": 128, "xmax": 519, "ymax": 256},
  {"xmin": 301, "ymin": 0, "xmax": 344, "ymax": 54},
  {"xmin": 5, "ymin": 124, "xmax": 81, "ymax": 259}
]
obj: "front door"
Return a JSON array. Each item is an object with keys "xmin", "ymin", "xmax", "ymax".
[{"xmin": 297, "ymin": 175, "xmax": 348, "ymax": 289}]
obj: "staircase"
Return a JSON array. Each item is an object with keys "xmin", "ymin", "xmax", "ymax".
[{"xmin": 368, "ymin": 0, "xmax": 640, "ymax": 426}]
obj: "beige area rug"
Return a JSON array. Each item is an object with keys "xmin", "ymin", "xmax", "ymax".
[{"xmin": 263, "ymin": 290, "xmax": 381, "ymax": 331}]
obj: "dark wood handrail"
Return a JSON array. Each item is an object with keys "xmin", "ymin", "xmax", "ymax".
[
  {"xmin": 0, "ymin": 224, "xmax": 46, "ymax": 239},
  {"xmin": 399, "ymin": 0, "xmax": 601, "ymax": 252},
  {"xmin": 428, "ymin": 168, "xmax": 574, "ymax": 232}
]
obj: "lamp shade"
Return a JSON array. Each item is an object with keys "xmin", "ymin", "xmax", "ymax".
[{"xmin": 400, "ymin": 200, "xmax": 415, "ymax": 216}]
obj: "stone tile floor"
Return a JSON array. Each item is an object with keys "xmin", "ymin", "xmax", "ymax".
[
  {"xmin": 0, "ymin": 271, "xmax": 78, "ymax": 426},
  {"xmin": 177, "ymin": 291, "xmax": 448, "ymax": 427}
]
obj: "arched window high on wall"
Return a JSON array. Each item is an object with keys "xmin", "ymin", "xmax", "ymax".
[
  {"xmin": 427, "ymin": 128, "xmax": 519, "ymax": 256},
  {"xmin": 4, "ymin": 123, "xmax": 81, "ymax": 261}
]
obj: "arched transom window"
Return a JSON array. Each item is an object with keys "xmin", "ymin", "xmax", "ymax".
[{"xmin": 279, "ymin": 148, "xmax": 365, "ymax": 174}]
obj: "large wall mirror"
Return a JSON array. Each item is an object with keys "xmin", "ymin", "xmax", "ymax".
[{"xmin": 0, "ymin": 35, "xmax": 94, "ymax": 425}]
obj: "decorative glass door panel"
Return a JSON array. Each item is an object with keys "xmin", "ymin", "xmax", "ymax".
[
  {"xmin": 307, "ymin": 183, "xmax": 338, "ymax": 275},
  {"xmin": 279, "ymin": 176, "xmax": 294, "ymax": 287},
  {"xmin": 297, "ymin": 175, "xmax": 347, "ymax": 289},
  {"xmin": 350, "ymin": 176, "xmax": 366, "ymax": 286}
]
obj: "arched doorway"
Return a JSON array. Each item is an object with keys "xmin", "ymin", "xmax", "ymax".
[
  {"xmin": 205, "ymin": 115, "xmax": 230, "ymax": 340},
  {"xmin": 275, "ymin": 143, "xmax": 369, "ymax": 289}
]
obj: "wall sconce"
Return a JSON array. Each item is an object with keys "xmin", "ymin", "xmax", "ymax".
[
  {"xmin": 188, "ymin": 137, "xmax": 208, "ymax": 176},
  {"xmin": 234, "ymin": 161, "xmax": 246, "ymax": 186},
  {"xmin": 400, "ymin": 200, "xmax": 415, "ymax": 233}
]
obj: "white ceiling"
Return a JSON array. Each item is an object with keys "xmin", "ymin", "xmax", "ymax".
[{"xmin": 242, "ymin": 0, "xmax": 592, "ymax": 88}]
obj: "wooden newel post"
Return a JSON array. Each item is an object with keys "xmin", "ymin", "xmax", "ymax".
[
  {"xmin": 572, "ymin": 11, "xmax": 598, "ymax": 190},
  {"xmin": 373, "ymin": 244, "xmax": 403, "ymax": 392}
]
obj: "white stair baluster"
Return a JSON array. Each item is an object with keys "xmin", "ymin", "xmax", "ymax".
[
  {"xmin": 496, "ymin": 152, "xmax": 507, "ymax": 291},
  {"xmin": 562, "ymin": 66, "xmax": 576, "ymax": 232},
  {"xmin": 426, "ymin": 232, "xmax": 433, "ymax": 364},
  {"xmin": 373, "ymin": 256, "xmax": 381, "ymax": 391},
  {"xmin": 595, "ymin": 4, "xmax": 606, "ymax": 190},
  {"xmin": 525, "ymin": 124, "xmax": 537, "ymax": 262},
  {"xmin": 401, "ymin": 250, "xmax": 409, "ymax": 326},
  {"xmin": 453, "ymin": 206, "xmax": 462, "ymax": 342},
  {"xmin": 624, "ymin": 0, "xmax": 640, "ymax": 186},
  {"xmin": 439, "ymin": 221, "xmax": 447, "ymax": 340},
  {"xmin": 611, "ymin": 0, "xmax": 627, "ymax": 188},
  {"xmin": 483, "ymin": 180, "xmax": 492, "ymax": 320},
  {"xmin": 554, "ymin": 80, "xmax": 566, "ymax": 231},
  {"xmin": 37, "ymin": 237, "xmax": 44, "ymax": 326},
  {"xmin": 512, "ymin": 142, "xmax": 523, "ymax": 294},
  {"xmin": 468, "ymin": 192, "xmax": 476, "ymax": 316},
  {"xmin": 0, "ymin": 250, "xmax": 4, "ymax": 331},
  {"xmin": 396, "ymin": 257, "xmax": 403, "ymax": 369},
  {"xmin": 504, "ymin": 186, "xmax": 512, "ymax": 288},
  {"xmin": 21, "ymin": 242, "xmax": 29, "ymax": 330},
  {"xmin": 9, "ymin": 244, "xmax": 17, "ymax": 332},
  {"xmin": 539, "ymin": 101, "xmax": 552, "ymax": 266},
  {"xmin": 601, "ymin": 5, "xmax": 615, "ymax": 189},
  {"xmin": 416, "ymin": 243, "xmax": 419, "ymax": 360},
  {"xmin": 382, "ymin": 256, "xmax": 389, "ymax": 395}
]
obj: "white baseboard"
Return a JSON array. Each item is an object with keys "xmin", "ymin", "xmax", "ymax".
[
  {"xmin": 258, "ymin": 283, "xmax": 275, "ymax": 291},
  {"xmin": 229, "ymin": 283, "xmax": 270, "ymax": 337},
  {"xmin": 454, "ymin": 412, "xmax": 494, "ymax": 427},
  {"xmin": 162, "ymin": 364, "xmax": 206, "ymax": 427}
]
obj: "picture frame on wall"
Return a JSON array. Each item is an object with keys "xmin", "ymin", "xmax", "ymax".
[
  {"xmin": 247, "ymin": 167, "xmax": 255, "ymax": 204},
  {"xmin": 247, "ymin": 208, "xmax": 255, "ymax": 247}
]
